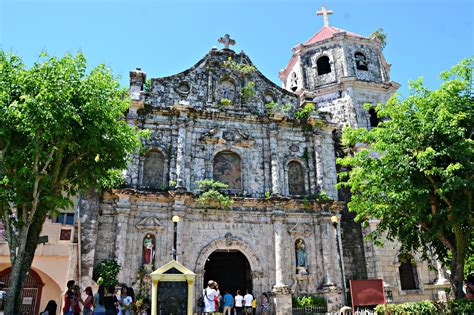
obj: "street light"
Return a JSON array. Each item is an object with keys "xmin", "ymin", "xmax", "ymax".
[
  {"xmin": 331, "ymin": 215, "xmax": 347, "ymax": 306},
  {"xmin": 172, "ymin": 215, "xmax": 180, "ymax": 261}
]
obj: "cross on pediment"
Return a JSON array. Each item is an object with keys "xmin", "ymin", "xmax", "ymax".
[
  {"xmin": 218, "ymin": 34, "xmax": 236, "ymax": 49},
  {"xmin": 316, "ymin": 5, "xmax": 333, "ymax": 27}
]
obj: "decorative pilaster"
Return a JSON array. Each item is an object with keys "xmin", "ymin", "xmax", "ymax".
[
  {"xmin": 269, "ymin": 130, "xmax": 281, "ymax": 196},
  {"xmin": 114, "ymin": 195, "xmax": 131, "ymax": 283},
  {"xmin": 313, "ymin": 131, "xmax": 338, "ymax": 199},
  {"xmin": 320, "ymin": 217, "xmax": 335, "ymax": 286},
  {"xmin": 272, "ymin": 210, "xmax": 292, "ymax": 315},
  {"xmin": 175, "ymin": 117, "xmax": 187, "ymax": 190}
]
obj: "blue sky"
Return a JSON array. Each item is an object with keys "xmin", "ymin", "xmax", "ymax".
[{"xmin": 1, "ymin": 0, "xmax": 472, "ymax": 95}]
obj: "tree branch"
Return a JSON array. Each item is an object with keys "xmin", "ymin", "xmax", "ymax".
[{"xmin": 426, "ymin": 175, "xmax": 453, "ymax": 209}]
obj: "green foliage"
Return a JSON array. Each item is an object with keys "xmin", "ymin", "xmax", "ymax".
[
  {"xmin": 337, "ymin": 58, "xmax": 474, "ymax": 297},
  {"xmin": 265, "ymin": 101, "xmax": 294, "ymax": 116},
  {"xmin": 295, "ymin": 103, "xmax": 315, "ymax": 120},
  {"xmin": 219, "ymin": 98, "xmax": 232, "ymax": 106},
  {"xmin": 305, "ymin": 191, "xmax": 332, "ymax": 202},
  {"xmin": 94, "ymin": 259, "xmax": 121, "ymax": 287},
  {"xmin": 196, "ymin": 179, "xmax": 233, "ymax": 209},
  {"xmin": 375, "ymin": 300, "xmax": 437, "ymax": 315},
  {"xmin": 370, "ymin": 28, "xmax": 388, "ymax": 50},
  {"xmin": 143, "ymin": 78, "xmax": 152, "ymax": 92},
  {"xmin": 223, "ymin": 57, "xmax": 256, "ymax": 75},
  {"xmin": 0, "ymin": 51, "xmax": 145, "ymax": 312},
  {"xmin": 265, "ymin": 191, "xmax": 271, "ymax": 200},
  {"xmin": 168, "ymin": 180, "xmax": 177, "ymax": 189},
  {"xmin": 292, "ymin": 295, "xmax": 326, "ymax": 308},
  {"xmin": 240, "ymin": 81, "xmax": 255, "ymax": 103}
]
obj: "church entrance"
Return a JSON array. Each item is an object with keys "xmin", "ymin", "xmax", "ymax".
[{"xmin": 204, "ymin": 250, "xmax": 252, "ymax": 294}]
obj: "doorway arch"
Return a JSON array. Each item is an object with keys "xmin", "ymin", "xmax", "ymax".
[
  {"xmin": 0, "ymin": 267, "xmax": 44, "ymax": 315},
  {"xmin": 204, "ymin": 250, "xmax": 252, "ymax": 294}
]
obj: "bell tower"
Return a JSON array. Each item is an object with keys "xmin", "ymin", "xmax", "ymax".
[{"xmin": 280, "ymin": 5, "xmax": 399, "ymax": 129}]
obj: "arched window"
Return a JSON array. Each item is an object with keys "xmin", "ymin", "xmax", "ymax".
[
  {"xmin": 288, "ymin": 161, "xmax": 306, "ymax": 195},
  {"xmin": 399, "ymin": 254, "xmax": 418, "ymax": 290},
  {"xmin": 290, "ymin": 72, "xmax": 298, "ymax": 92},
  {"xmin": 369, "ymin": 108, "xmax": 379, "ymax": 127},
  {"xmin": 317, "ymin": 56, "xmax": 331, "ymax": 75},
  {"xmin": 213, "ymin": 151, "xmax": 241, "ymax": 190},
  {"xmin": 142, "ymin": 150, "xmax": 165, "ymax": 188},
  {"xmin": 355, "ymin": 52, "xmax": 368, "ymax": 71}
]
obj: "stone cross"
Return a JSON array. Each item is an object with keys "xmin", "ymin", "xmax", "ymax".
[
  {"xmin": 218, "ymin": 34, "xmax": 236, "ymax": 49},
  {"xmin": 316, "ymin": 5, "xmax": 333, "ymax": 27}
]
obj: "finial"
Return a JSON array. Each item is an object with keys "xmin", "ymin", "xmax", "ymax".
[
  {"xmin": 316, "ymin": 5, "xmax": 334, "ymax": 27},
  {"xmin": 218, "ymin": 34, "xmax": 236, "ymax": 50}
]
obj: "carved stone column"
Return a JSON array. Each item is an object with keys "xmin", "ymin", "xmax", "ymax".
[
  {"xmin": 272, "ymin": 210, "xmax": 292, "ymax": 315},
  {"xmin": 313, "ymin": 131, "xmax": 337, "ymax": 199},
  {"xmin": 175, "ymin": 115, "xmax": 187, "ymax": 190},
  {"xmin": 269, "ymin": 129, "xmax": 281, "ymax": 196},
  {"xmin": 320, "ymin": 217, "xmax": 335, "ymax": 286},
  {"xmin": 114, "ymin": 194, "xmax": 131, "ymax": 283}
]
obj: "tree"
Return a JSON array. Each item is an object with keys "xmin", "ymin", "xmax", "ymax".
[
  {"xmin": 0, "ymin": 52, "xmax": 145, "ymax": 314},
  {"xmin": 337, "ymin": 58, "xmax": 473, "ymax": 299},
  {"xmin": 370, "ymin": 28, "xmax": 387, "ymax": 50}
]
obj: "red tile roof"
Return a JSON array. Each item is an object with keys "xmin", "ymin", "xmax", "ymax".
[
  {"xmin": 280, "ymin": 25, "xmax": 367, "ymax": 80},
  {"xmin": 304, "ymin": 25, "xmax": 366, "ymax": 45}
]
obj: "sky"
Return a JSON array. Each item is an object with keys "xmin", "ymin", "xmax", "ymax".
[{"xmin": 1, "ymin": 0, "xmax": 473, "ymax": 96}]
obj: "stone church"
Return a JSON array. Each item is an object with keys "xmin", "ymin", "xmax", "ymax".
[{"xmin": 79, "ymin": 7, "xmax": 448, "ymax": 313}]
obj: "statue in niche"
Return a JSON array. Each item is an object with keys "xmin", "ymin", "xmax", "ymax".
[
  {"xmin": 143, "ymin": 234, "xmax": 155, "ymax": 273},
  {"xmin": 295, "ymin": 239, "xmax": 308, "ymax": 275}
]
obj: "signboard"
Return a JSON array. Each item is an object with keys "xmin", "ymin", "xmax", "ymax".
[
  {"xmin": 22, "ymin": 297, "xmax": 33, "ymax": 305},
  {"xmin": 350, "ymin": 279, "xmax": 386, "ymax": 308},
  {"xmin": 157, "ymin": 281, "xmax": 187, "ymax": 314}
]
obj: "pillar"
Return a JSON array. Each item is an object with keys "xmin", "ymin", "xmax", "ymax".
[
  {"xmin": 151, "ymin": 279, "xmax": 158, "ymax": 315},
  {"xmin": 114, "ymin": 195, "xmax": 130, "ymax": 283},
  {"xmin": 320, "ymin": 218, "xmax": 335, "ymax": 286},
  {"xmin": 272, "ymin": 210, "xmax": 292, "ymax": 315},
  {"xmin": 175, "ymin": 118, "xmax": 187, "ymax": 190},
  {"xmin": 269, "ymin": 130, "xmax": 281, "ymax": 196}
]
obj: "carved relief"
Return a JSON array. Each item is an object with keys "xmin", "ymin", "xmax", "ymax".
[
  {"xmin": 142, "ymin": 151, "xmax": 165, "ymax": 188},
  {"xmin": 213, "ymin": 151, "xmax": 241, "ymax": 190},
  {"xmin": 217, "ymin": 80, "xmax": 236, "ymax": 102},
  {"xmin": 199, "ymin": 128, "xmax": 255, "ymax": 148},
  {"xmin": 175, "ymin": 81, "xmax": 191, "ymax": 96},
  {"xmin": 288, "ymin": 161, "xmax": 306, "ymax": 195}
]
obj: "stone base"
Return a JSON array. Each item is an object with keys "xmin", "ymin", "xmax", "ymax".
[
  {"xmin": 318, "ymin": 285, "xmax": 343, "ymax": 312},
  {"xmin": 272, "ymin": 285, "xmax": 292, "ymax": 315}
]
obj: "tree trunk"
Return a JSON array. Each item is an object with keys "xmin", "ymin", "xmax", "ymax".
[{"xmin": 4, "ymin": 211, "xmax": 46, "ymax": 314}]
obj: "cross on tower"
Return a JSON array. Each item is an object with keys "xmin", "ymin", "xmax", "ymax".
[
  {"xmin": 316, "ymin": 5, "xmax": 333, "ymax": 27},
  {"xmin": 218, "ymin": 34, "xmax": 236, "ymax": 50}
]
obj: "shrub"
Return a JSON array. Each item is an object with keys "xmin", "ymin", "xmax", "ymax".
[
  {"xmin": 240, "ymin": 81, "xmax": 255, "ymax": 102},
  {"xmin": 375, "ymin": 300, "xmax": 436, "ymax": 315},
  {"xmin": 196, "ymin": 179, "xmax": 233, "ymax": 209},
  {"xmin": 292, "ymin": 295, "xmax": 326, "ymax": 308},
  {"xmin": 219, "ymin": 98, "xmax": 232, "ymax": 106},
  {"xmin": 93, "ymin": 259, "xmax": 121, "ymax": 287},
  {"xmin": 295, "ymin": 103, "xmax": 315, "ymax": 120}
]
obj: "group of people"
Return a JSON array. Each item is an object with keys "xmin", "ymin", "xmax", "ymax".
[
  {"xmin": 201, "ymin": 280, "xmax": 271, "ymax": 315},
  {"xmin": 60, "ymin": 279, "xmax": 143, "ymax": 315}
]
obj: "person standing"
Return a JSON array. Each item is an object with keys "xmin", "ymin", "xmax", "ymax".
[
  {"xmin": 93, "ymin": 285, "xmax": 106, "ymax": 315},
  {"xmin": 203, "ymin": 280, "xmax": 219, "ymax": 315},
  {"xmin": 73, "ymin": 285, "xmax": 82, "ymax": 315},
  {"xmin": 103, "ymin": 285, "xmax": 117, "ymax": 315},
  {"xmin": 243, "ymin": 290, "xmax": 253, "ymax": 315},
  {"xmin": 260, "ymin": 293, "xmax": 271, "ymax": 315},
  {"xmin": 222, "ymin": 290, "xmax": 233, "ymax": 315},
  {"xmin": 81, "ymin": 287, "xmax": 93, "ymax": 315},
  {"xmin": 234, "ymin": 290, "xmax": 244, "ymax": 315},
  {"xmin": 62, "ymin": 280, "xmax": 75, "ymax": 315},
  {"xmin": 251, "ymin": 296, "xmax": 257, "ymax": 315}
]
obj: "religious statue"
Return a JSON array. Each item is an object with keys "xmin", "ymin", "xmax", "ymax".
[
  {"xmin": 295, "ymin": 239, "xmax": 308, "ymax": 275},
  {"xmin": 143, "ymin": 234, "xmax": 155, "ymax": 272}
]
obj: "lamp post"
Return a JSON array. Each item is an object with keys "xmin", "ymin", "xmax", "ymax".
[
  {"xmin": 331, "ymin": 215, "xmax": 347, "ymax": 306},
  {"xmin": 172, "ymin": 215, "xmax": 180, "ymax": 261}
]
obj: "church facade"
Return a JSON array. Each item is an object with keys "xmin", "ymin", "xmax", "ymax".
[{"xmin": 79, "ymin": 9, "xmax": 448, "ymax": 313}]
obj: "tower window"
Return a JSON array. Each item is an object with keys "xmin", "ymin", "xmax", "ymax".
[
  {"xmin": 316, "ymin": 56, "xmax": 331, "ymax": 75},
  {"xmin": 369, "ymin": 108, "xmax": 379, "ymax": 127},
  {"xmin": 355, "ymin": 52, "xmax": 368, "ymax": 71},
  {"xmin": 290, "ymin": 72, "xmax": 298, "ymax": 92}
]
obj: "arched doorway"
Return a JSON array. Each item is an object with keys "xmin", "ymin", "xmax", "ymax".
[
  {"xmin": 0, "ymin": 267, "xmax": 44, "ymax": 315},
  {"xmin": 204, "ymin": 250, "xmax": 252, "ymax": 294}
]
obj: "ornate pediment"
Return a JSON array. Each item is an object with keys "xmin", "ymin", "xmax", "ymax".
[
  {"xmin": 287, "ymin": 223, "xmax": 313, "ymax": 236},
  {"xmin": 199, "ymin": 128, "xmax": 255, "ymax": 148},
  {"xmin": 135, "ymin": 217, "xmax": 164, "ymax": 231}
]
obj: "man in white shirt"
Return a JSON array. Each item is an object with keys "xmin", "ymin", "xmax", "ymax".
[
  {"xmin": 243, "ymin": 290, "xmax": 253, "ymax": 314},
  {"xmin": 234, "ymin": 290, "xmax": 244, "ymax": 315},
  {"xmin": 204, "ymin": 280, "xmax": 219, "ymax": 315}
]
